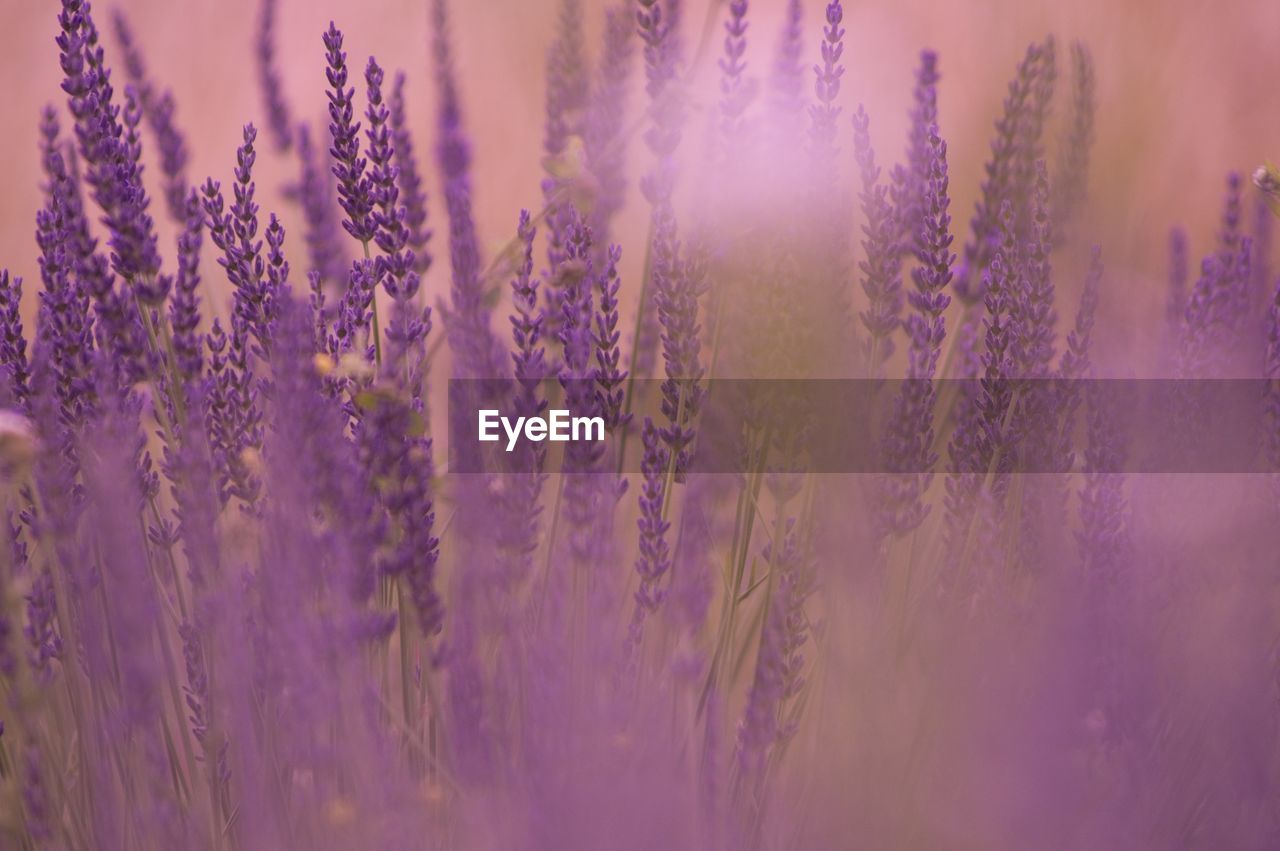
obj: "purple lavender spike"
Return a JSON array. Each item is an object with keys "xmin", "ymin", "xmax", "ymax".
[
  {"xmin": 651, "ymin": 199, "xmax": 704, "ymax": 478},
  {"xmin": 1050, "ymin": 246, "xmax": 1104, "ymax": 475},
  {"xmin": 256, "ymin": 0, "xmax": 295, "ymax": 152},
  {"xmin": 717, "ymin": 0, "xmax": 750, "ymax": 155},
  {"xmin": 324, "ymin": 23, "xmax": 377, "ymax": 245},
  {"xmin": 768, "ymin": 0, "xmax": 805, "ymax": 131},
  {"xmin": 202, "ymin": 125, "xmax": 274, "ymax": 354},
  {"xmin": 59, "ymin": 3, "xmax": 164, "ymax": 299},
  {"xmin": 808, "ymin": 1, "xmax": 845, "ymax": 162},
  {"xmin": 1011, "ymin": 160, "xmax": 1057, "ymax": 377},
  {"xmin": 502, "ymin": 210, "xmax": 549, "ymax": 572},
  {"xmin": 389, "ymin": 72, "xmax": 433, "ymax": 277},
  {"xmin": 433, "ymin": 0, "xmax": 505, "ymax": 382},
  {"xmin": 634, "ymin": 0, "xmax": 686, "ymax": 381},
  {"xmin": 900, "ymin": 50, "xmax": 939, "ymax": 252},
  {"xmin": 36, "ymin": 150, "xmax": 102, "ymax": 425},
  {"xmin": 0, "ymin": 271, "xmax": 30, "ymax": 410},
  {"xmin": 976, "ymin": 201, "xmax": 1022, "ymax": 467},
  {"xmin": 112, "ymin": 9, "xmax": 191, "ymax": 222},
  {"xmin": 366, "ymin": 56, "xmax": 421, "ymax": 313},
  {"xmin": 540, "ymin": 0, "xmax": 589, "ymax": 347},
  {"xmin": 295, "ymin": 123, "xmax": 349, "ymax": 290},
  {"xmin": 510, "ymin": 210, "xmax": 547, "ymax": 422},
  {"xmin": 583, "ymin": 2, "xmax": 635, "ymax": 251},
  {"xmin": 594, "ymin": 243, "xmax": 628, "ymax": 433},
  {"xmin": 734, "ymin": 521, "xmax": 810, "ymax": 810},
  {"xmin": 878, "ymin": 123, "xmax": 953, "ymax": 538},
  {"xmin": 545, "ymin": 0, "xmax": 587, "ymax": 162},
  {"xmin": 330, "ymin": 258, "xmax": 379, "ymax": 358},
  {"xmin": 627, "ymin": 417, "xmax": 671, "ymax": 650},
  {"xmin": 204, "ymin": 315, "xmax": 263, "ymax": 507},
  {"xmin": 1218, "ymin": 171, "xmax": 1243, "ymax": 258},
  {"xmin": 853, "ymin": 105, "xmax": 903, "ymax": 375},
  {"xmin": 1052, "ymin": 42, "xmax": 1095, "ymax": 242},
  {"xmin": 81, "ymin": 387, "xmax": 188, "ymax": 845},
  {"xmin": 1059, "ymin": 248, "xmax": 1103, "ymax": 384},
  {"xmin": 944, "ymin": 199, "xmax": 1021, "ymax": 548},
  {"xmin": 1077, "ymin": 386, "xmax": 1129, "ymax": 577},
  {"xmin": 169, "ymin": 189, "xmax": 203, "ymax": 383},
  {"xmin": 360, "ymin": 390, "xmax": 442, "ymax": 637},
  {"xmin": 954, "ymin": 39, "xmax": 1052, "ymax": 305}
]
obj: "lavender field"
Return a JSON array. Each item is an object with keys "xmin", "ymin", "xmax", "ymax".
[{"xmin": 1, "ymin": 0, "xmax": 1279, "ymax": 848}]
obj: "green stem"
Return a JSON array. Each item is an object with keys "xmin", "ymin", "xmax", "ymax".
[
  {"xmin": 616, "ymin": 225, "xmax": 658, "ymax": 476},
  {"xmin": 361, "ymin": 241, "xmax": 383, "ymax": 368}
]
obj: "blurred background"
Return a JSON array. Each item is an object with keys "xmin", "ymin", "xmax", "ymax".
[{"xmin": 2, "ymin": 0, "xmax": 1278, "ymax": 362}]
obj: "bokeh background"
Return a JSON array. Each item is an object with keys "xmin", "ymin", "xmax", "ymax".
[
  {"xmin": 2, "ymin": 0, "xmax": 1278, "ymax": 362},
  {"xmin": 3, "ymin": 5, "xmax": 1279, "ymax": 846}
]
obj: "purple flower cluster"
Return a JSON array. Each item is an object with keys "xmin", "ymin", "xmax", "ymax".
[{"xmin": 1, "ymin": 2, "xmax": 1278, "ymax": 849}]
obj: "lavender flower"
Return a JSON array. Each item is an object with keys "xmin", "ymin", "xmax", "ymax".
[
  {"xmin": 629, "ymin": 418, "xmax": 671, "ymax": 639},
  {"xmin": 295, "ymin": 123, "xmax": 349, "ymax": 290},
  {"xmin": 112, "ymin": 10, "xmax": 190, "ymax": 221},
  {"xmin": 545, "ymin": 0, "xmax": 587, "ymax": 166},
  {"xmin": 594, "ymin": 243, "xmax": 628, "ymax": 432},
  {"xmin": 1059, "ymin": 248, "xmax": 1103, "ymax": 383},
  {"xmin": 878, "ymin": 123, "xmax": 953, "ymax": 537},
  {"xmin": 540, "ymin": 2, "xmax": 591, "ymax": 344},
  {"xmin": 654, "ymin": 213, "xmax": 704, "ymax": 477},
  {"xmin": 1011, "ymin": 160, "xmax": 1057, "ymax": 377},
  {"xmin": 256, "ymin": 0, "xmax": 294, "ymax": 152},
  {"xmin": 908, "ymin": 125, "xmax": 955, "ymax": 376},
  {"xmin": 1052, "ymin": 247, "xmax": 1104, "ymax": 470},
  {"xmin": 365, "ymin": 56, "xmax": 421, "ymax": 316},
  {"xmin": 900, "ymin": 51, "xmax": 940, "ymax": 249},
  {"xmin": 361, "ymin": 392, "xmax": 442, "ymax": 637},
  {"xmin": 7, "ymin": 7, "xmax": 1280, "ymax": 848},
  {"xmin": 433, "ymin": 0, "xmax": 505, "ymax": 382},
  {"xmin": 717, "ymin": 0, "xmax": 750, "ymax": 155},
  {"xmin": 1077, "ymin": 387, "xmax": 1129, "ymax": 577},
  {"xmin": 331, "ymin": 258, "xmax": 379, "ymax": 358},
  {"xmin": 0, "ymin": 271, "xmax": 30, "ymax": 410},
  {"xmin": 204, "ymin": 316, "xmax": 262, "ymax": 507},
  {"xmin": 502, "ymin": 210, "xmax": 548, "ymax": 570},
  {"xmin": 325, "ymin": 23, "xmax": 377, "ymax": 245},
  {"xmin": 954, "ymin": 39, "xmax": 1053, "ymax": 304},
  {"xmin": 510, "ymin": 210, "xmax": 547, "ymax": 422},
  {"xmin": 1051, "ymin": 41, "xmax": 1095, "ymax": 241},
  {"xmin": 169, "ymin": 189, "xmax": 204, "ymax": 382},
  {"xmin": 36, "ymin": 152, "xmax": 100, "ymax": 425},
  {"xmin": 202, "ymin": 125, "xmax": 275, "ymax": 354},
  {"xmin": 389, "ymin": 72, "xmax": 432, "ymax": 276},
  {"xmin": 853, "ymin": 106, "xmax": 903, "ymax": 375},
  {"xmin": 734, "ymin": 520, "xmax": 811, "ymax": 809},
  {"xmin": 1218, "ymin": 171, "xmax": 1243, "ymax": 258},
  {"xmin": 976, "ymin": 201, "xmax": 1022, "ymax": 466},
  {"xmin": 945, "ymin": 200, "xmax": 1021, "ymax": 547},
  {"xmin": 634, "ymin": 0, "xmax": 686, "ymax": 381},
  {"xmin": 807, "ymin": 1, "xmax": 845, "ymax": 161},
  {"xmin": 583, "ymin": 2, "xmax": 635, "ymax": 249},
  {"xmin": 59, "ymin": 1, "xmax": 165, "ymax": 298}
]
